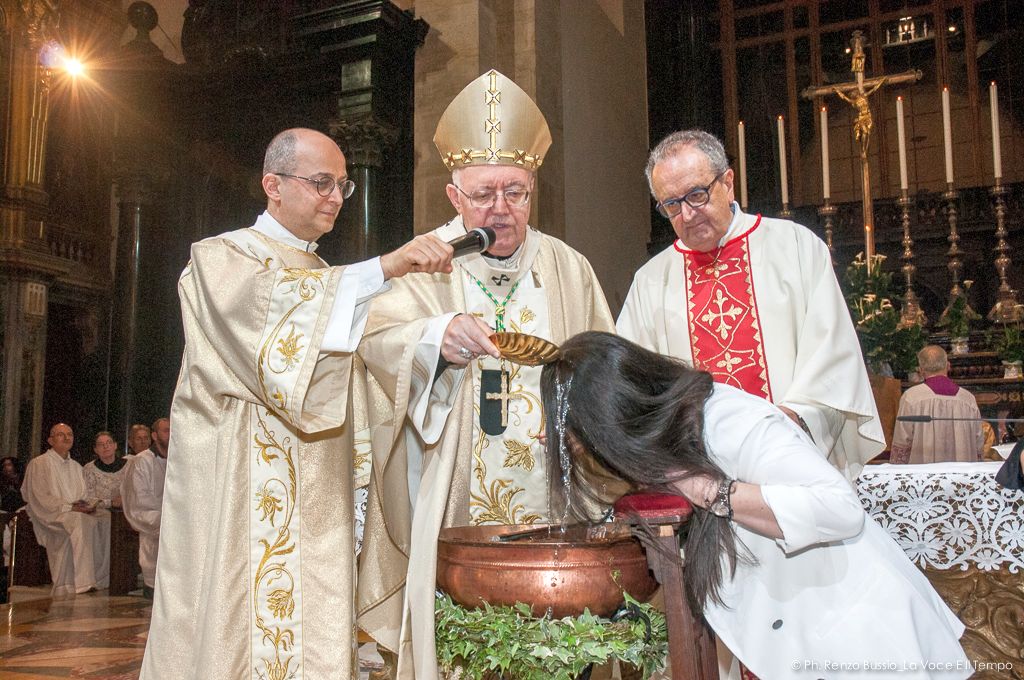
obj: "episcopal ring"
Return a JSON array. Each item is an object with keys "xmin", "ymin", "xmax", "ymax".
[{"xmin": 457, "ymin": 346, "xmax": 474, "ymax": 360}]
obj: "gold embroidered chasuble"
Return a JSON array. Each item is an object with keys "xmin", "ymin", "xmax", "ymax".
[
  {"xmin": 356, "ymin": 218, "xmax": 614, "ymax": 679},
  {"xmin": 142, "ymin": 227, "xmax": 365, "ymax": 680}
]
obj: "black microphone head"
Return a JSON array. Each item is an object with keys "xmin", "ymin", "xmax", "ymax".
[{"xmin": 476, "ymin": 227, "xmax": 497, "ymax": 251}]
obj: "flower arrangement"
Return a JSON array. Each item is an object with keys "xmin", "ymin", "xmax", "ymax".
[
  {"xmin": 938, "ymin": 287, "xmax": 979, "ymax": 340},
  {"xmin": 843, "ymin": 253, "xmax": 926, "ymax": 377},
  {"xmin": 987, "ymin": 318, "xmax": 1024, "ymax": 365},
  {"xmin": 435, "ymin": 592, "xmax": 668, "ymax": 680}
]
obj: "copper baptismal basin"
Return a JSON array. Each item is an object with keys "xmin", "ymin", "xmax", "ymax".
[{"xmin": 436, "ymin": 523, "xmax": 658, "ymax": 619}]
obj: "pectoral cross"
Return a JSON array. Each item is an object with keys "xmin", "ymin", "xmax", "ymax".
[
  {"xmin": 484, "ymin": 367, "xmax": 522, "ymax": 427},
  {"xmin": 802, "ymin": 30, "xmax": 922, "ymax": 265}
]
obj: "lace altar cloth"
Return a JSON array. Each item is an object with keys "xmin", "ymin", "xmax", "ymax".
[{"xmin": 857, "ymin": 462, "xmax": 1024, "ymax": 573}]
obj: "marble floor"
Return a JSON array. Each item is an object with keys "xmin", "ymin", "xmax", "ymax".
[
  {"xmin": 0, "ymin": 587, "xmax": 384, "ymax": 679},
  {"xmin": 1, "ymin": 588, "xmax": 149, "ymax": 679}
]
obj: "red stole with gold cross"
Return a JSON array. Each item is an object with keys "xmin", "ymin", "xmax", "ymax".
[{"xmin": 676, "ymin": 215, "xmax": 773, "ymax": 401}]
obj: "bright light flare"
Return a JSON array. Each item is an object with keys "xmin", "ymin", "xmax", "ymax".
[
  {"xmin": 63, "ymin": 58, "xmax": 85, "ymax": 77},
  {"xmin": 38, "ymin": 41, "xmax": 87, "ymax": 77}
]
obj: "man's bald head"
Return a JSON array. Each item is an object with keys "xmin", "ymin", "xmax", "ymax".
[
  {"xmin": 260, "ymin": 128, "xmax": 348, "ymax": 243},
  {"xmin": 47, "ymin": 422, "xmax": 74, "ymax": 458},
  {"xmin": 917, "ymin": 345, "xmax": 949, "ymax": 378}
]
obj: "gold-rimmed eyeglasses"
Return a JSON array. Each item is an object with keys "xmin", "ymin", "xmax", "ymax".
[{"xmin": 454, "ymin": 184, "xmax": 531, "ymax": 209}]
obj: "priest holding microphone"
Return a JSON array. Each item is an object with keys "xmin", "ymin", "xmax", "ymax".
[{"xmin": 356, "ymin": 70, "xmax": 614, "ymax": 680}]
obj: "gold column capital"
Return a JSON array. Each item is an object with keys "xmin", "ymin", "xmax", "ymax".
[
  {"xmin": 15, "ymin": 0, "xmax": 62, "ymax": 50},
  {"xmin": 330, "ymin": 116, "xmax": 400, "ymax": 169}
]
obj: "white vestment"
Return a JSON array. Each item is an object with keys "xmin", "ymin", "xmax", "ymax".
[
  {"xmin": 121, "ymin": 448, "xmax": 166, "ymax": 587},
  {"xmin": 142, "ymin": 212, "xmax": 385, "ymax": 680},
  {"xmin": 703, "ymin": 385, "xmax": 970, "ymax": 679},
  {"xmin": 618, "ymin": 205, "xmax": 884, "ymax": 480},
  {"xmin": 890, "ymin": 379, "xmax": 983, "ymax": 464},
  {"xmin": 21, "ymin": 449, "xmax": 110, "ymax": 596},
  {"xmin": 357, "ymin": 218, "xmax": 615, "ymax": 679}
]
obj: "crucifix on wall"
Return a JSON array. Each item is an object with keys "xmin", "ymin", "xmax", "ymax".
[{"xmin": 802, "ymin": 31, "xmax": 922, "ymax": 265}]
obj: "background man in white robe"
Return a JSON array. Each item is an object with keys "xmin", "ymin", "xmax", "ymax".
[
  {"xmin": 141, "ymin": 128, "xmax": 453, "ymax": 680},
  {"xmin": 357, "ymin": 71, "xmax": 614, "ymax": 680},
  {"xmin": 891, "ymin": 345, "xmax": 983, "ymax": 463},
  {"xmin": 618, "ymin": 129, "xmax": 884, "ymax": 480},
  {"xmin": 127, "ymin": 423, "xmax": 151, "ymax": 456},
  {"xmin": 121, "ymin": 416, "xmax": 169, "ymax": 599},
  {"xmin": 21, "ymin": 422, "xmax": 109, "ymax": 597}
]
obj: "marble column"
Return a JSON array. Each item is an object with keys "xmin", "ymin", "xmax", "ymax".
[
  {"xmin": 0, "ymin": 0, "xmax": 62, "ymax": 458},
  {"xmin": 331, "ymin": 116, "xmax": 400, "ymax": 262},
  {"xmin": 105, "ymin": 2, "xmax": 174, "ymax": 449},
  {"xmin": 106, "ymin": 175, "xmax": 153, "ymax": 449}
]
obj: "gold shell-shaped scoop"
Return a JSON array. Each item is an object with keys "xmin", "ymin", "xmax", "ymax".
[{"xmin": 491, "ymin": 332, "xmax": 560, "ymax": 366}]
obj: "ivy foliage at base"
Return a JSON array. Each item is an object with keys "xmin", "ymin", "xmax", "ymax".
[{"xmin": 435, "ymin": 592, "xmax": 668, "ymax": 680}]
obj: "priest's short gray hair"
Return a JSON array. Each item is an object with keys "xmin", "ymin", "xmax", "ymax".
[
  {"xmin": 263, "ymin": 130, "xmax": 298, "ymax": 175},
  {"xmin": 917, "ymin": 344, "xmax": 949, "ymax": 376},
  {"xmin": 645, "ymin": 130, "xmax": 730, "ymax": 194}
]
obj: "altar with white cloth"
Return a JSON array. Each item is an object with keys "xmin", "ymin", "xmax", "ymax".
[{"xmin": 856, "ymin": 462, "xmax": 1023, "ymax": 678}]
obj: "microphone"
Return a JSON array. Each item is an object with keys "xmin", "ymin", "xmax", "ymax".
[
  {"xmin": 896, "ymin": 415, "xmax": 1024, "ymax": 423},
  {"xmin": 447, "ymin": 227, "xmax": 496, "ymax": 258}
]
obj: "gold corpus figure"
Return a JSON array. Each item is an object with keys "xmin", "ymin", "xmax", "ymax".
[
  {"xmin": 834, "ymin": 79, "xmax": 886, "ymax": 159},
  {"xmin": 801, "ymin": 30, "xmax": 922, "ymax": 264}
]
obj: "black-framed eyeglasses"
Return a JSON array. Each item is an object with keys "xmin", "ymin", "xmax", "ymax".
[
  {"xmin": 454, "ymin": 184, "xmax": 531, "ymax": 209},
  {"xmin": 276, "ymin": 173, "xmax": 356, "ymax": 199},
  {"xmin": 656, "ymin": 171, "xmax": 726, "ymax": 218}
]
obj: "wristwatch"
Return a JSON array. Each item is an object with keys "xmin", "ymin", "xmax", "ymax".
[{"xmin": 708, "ymin": 478, "xmax": 736, "ymax": 520}]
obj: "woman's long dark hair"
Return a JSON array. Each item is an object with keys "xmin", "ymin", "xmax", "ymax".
[{"xmin": 541, "ymin": 331, "xmax": 741, "ymax": 613}]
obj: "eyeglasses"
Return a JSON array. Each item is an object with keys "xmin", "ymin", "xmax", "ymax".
[
  {"xmin": 276, "ymin": 173, "xmax": 356, "ymax": 199},
  {"xmin": 656, "ymin": 171, "xmax": 726, "ymax": 218},
  {"xmin": 454, "ymin": 184, "xmax": 531, "ymax": 209}
]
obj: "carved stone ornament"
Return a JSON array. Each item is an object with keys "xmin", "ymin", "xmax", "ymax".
[
  {"xmin": 330, "ymin": 117, "xmax": 400, "ymax": 169},
  {"xmin": 19, "ymin": 0, "xmax": 61, "ymax": 49}
]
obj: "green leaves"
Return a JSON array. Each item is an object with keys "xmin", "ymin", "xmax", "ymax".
[
  {"xmin": 434, "ymin": 592, "xmax": 668, "ymax": 680},
  {"xmin": 843, "ymin": 253, "xmax": 926, "ymax": 376}
]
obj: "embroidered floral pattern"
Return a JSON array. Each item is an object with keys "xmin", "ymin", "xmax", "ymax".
[
  {"xmin": 502, "ymin": 439, "xmax": 535, "ymax": 471},
  {"xmin": 858, "ymin": 469, "xmax": 1024, "ymax": 572},
  {"xmin": 276, "ymin": 327, "xmax": 305, "ymax": 371},
  {"xmin": 252, "ymin": 407, "xmax": 301, "ymax": 678}
]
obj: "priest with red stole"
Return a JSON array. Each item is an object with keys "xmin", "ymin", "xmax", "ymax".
[{"xmin": 618, "ymin": 129, "xmax": 884, "ymax": 482}]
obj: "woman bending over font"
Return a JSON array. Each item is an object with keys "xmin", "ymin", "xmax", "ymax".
[{"xmin": 540, "ymin": 331, "xmax": 971, "ymax": 680}]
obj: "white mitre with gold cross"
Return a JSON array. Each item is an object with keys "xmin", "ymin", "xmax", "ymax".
[{"xmin": 433, "ymin": 69, "xmax": 552, "ymax": 170}]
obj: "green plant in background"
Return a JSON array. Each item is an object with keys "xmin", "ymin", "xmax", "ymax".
[
  {"xmin": 843, "ymin": 253, "xmax": 927, "ymax": 377},
  {"xmin": 987, "ymin": 318, "xmax": 1024, "ymax": 364},
  {"xmin": 435, "ymin": 592, "xmax": 668, "ymax": 680},
  {"xmin": 938, "ymin": 287, "xmax": 980, "ymax": 339}
]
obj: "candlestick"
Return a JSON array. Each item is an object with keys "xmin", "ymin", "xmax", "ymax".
[
  {"xmin": 817, "ymin": 200, "xmax": 836, "ymax": 266},
  {"xmin": 897, "ymin": 190, "xmax": 925, "ymax": 327},
  {"xmin": 777, "ymin": 115, "xmax": 788, "ymax": 206},
  {"xmin": 990, "ymin": 81, "xmax": 1002, "ymax": 179},
  {"xmin": 896, "ymin": 96, "xmax": 908, "ymax": 190},
  {"xmin": 942, "ymin": 87, "xmax": 954, "ymax": 184},
  {"xmin": 738, "ymin": 120, "xmax": 748, "ymax": 210},
  {"xmin": 988, "ymin": 181, "xmax": 1021, "ymax": 322},
  {"xmin": 939, "ymin": 184, "xmax": 977, "ymax": 326},
  {"xmin": 820, "ymin": 107, "xmax": 830, "ymax": 199}
]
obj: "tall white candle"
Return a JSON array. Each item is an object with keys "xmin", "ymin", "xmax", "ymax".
[
  {"xmin": 738, "ymin": 120, "xmax": 748, "ymax": 209},
  {"xmin": 820, "ymin": 107, "xmax": 830, "ymax": 199},
  {"xmin": 777, "ymin": 115, "xmax": 789, "ymax": 205},
  {"xmin": 942, "ymin": 86, "xmax": 954, "ymax": 184},
  {"xmin": 990, "ymin": 81, "xmax": 1002, "ymax": 179},
  {"xmin": 896, "ymin": 96, "xmax": 908, "ymax": 190}
]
